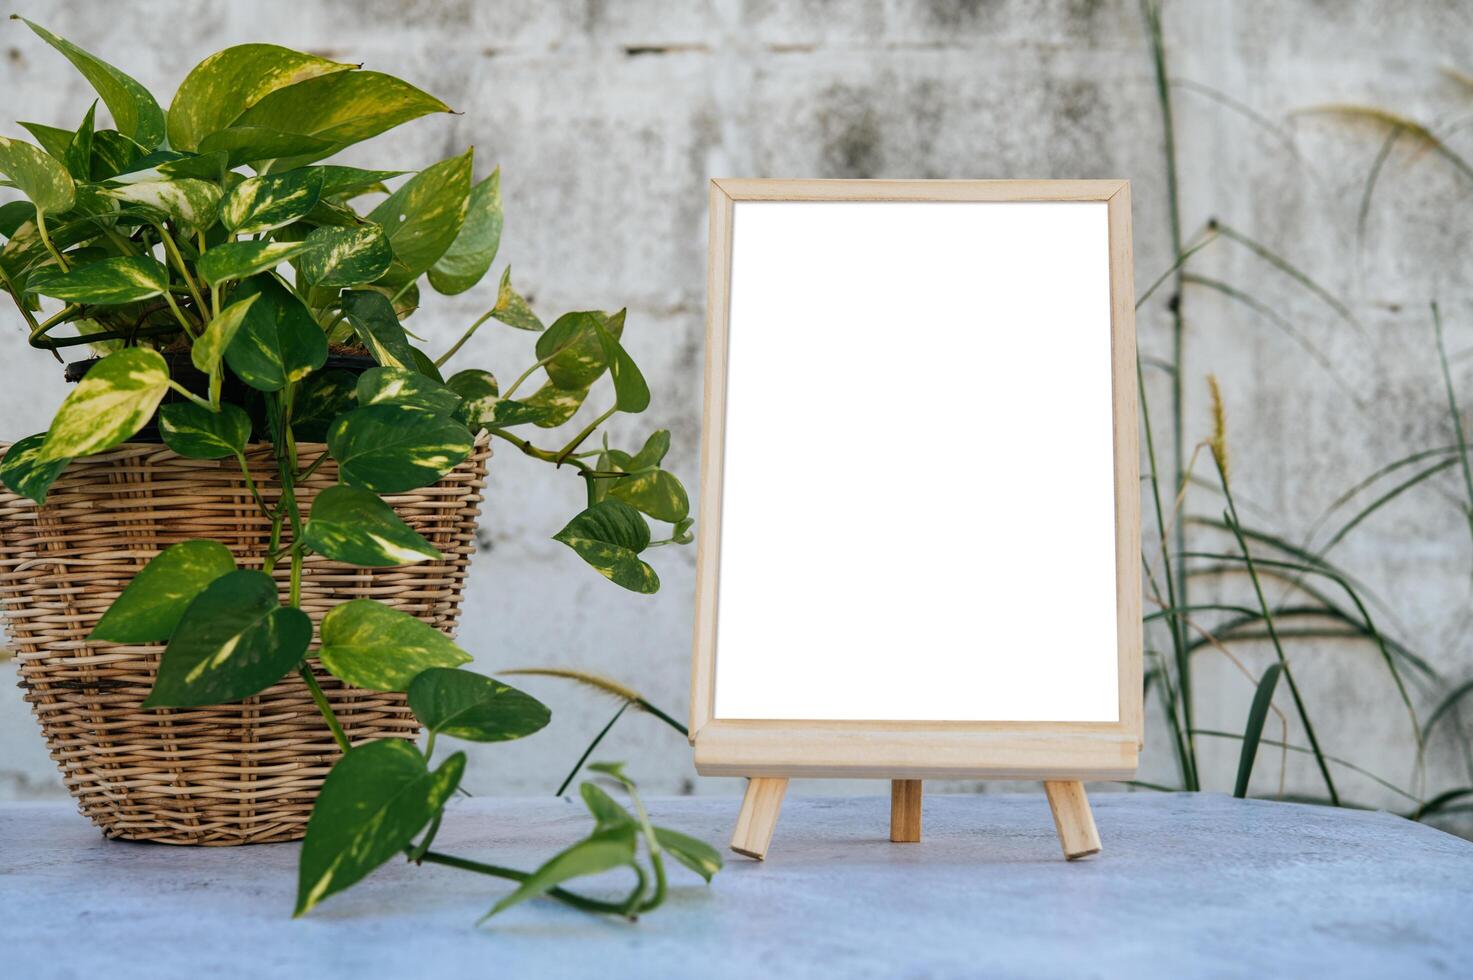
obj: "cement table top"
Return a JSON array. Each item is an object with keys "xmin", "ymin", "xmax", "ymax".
[{"xmin": 3, "ymin": 791, "xmax": 1469, "ymax": 979}]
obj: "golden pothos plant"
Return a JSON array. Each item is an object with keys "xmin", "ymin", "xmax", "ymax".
[{"xmin": 0, "ymin": 17, "xmax": 715, "ymax": 920}]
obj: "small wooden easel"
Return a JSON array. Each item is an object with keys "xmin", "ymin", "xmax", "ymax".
[{"xmin": 729, "ymin": 778, "xmax": 1100, "ymax": 861}]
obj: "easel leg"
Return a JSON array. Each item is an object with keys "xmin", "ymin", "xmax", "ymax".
[
  {"xmin": 890, "ymin": 779, "xmax": 922, "ymax": 842},
  {"xmin": 1043, "ymin": 780, "xmax": 1101, "ymax": 860},
  {"xmin": 731, "ymin": 777, "xmax": 788, "ymax": 860}
]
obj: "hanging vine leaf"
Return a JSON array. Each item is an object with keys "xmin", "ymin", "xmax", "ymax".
[
  {"xmin": 489, "ymin": 267, "xmax": 543, "ymax": 331},
  {"xmin": 158, "ymin": 402, "xmax": 252, "ymax": 459},
  {"xmin": 37, "ymin": 347, "xmax": 171, "ymax": 462},
  {"xmin": 302, "ymin": 485, "xmax": 442, "ymax": 567},
  {"xmin": 317, "ymin": 598, "xmax": 471, "ymax": 691},
  {"xmin": 223, "ymin": 274, "xmax": 328, "ymax": 391},
  {"xmin": 553, "ymin": 499, "xmax": 659, "ymax": 594},
  {"xmin": 428, "ymin": 168, "xmax": 501, "ymax": 295},
  {"xmin": 27, "ymin": 254, "xmax": 169, "ymax": 305},
  {"xmin": 220, "ymin": 167, "xmax": 324, "ymax": 235},
  {"xmin": 0, "ymin": 432, "xmax": 70, "ymax": 504},
  {"xmin": 90, "ymin": 539, "xmax": 237, "ymax": 643},
  {"xmin": 327, "ymin": 403, "xmax": 473, "ymax": 493},
  {"xmin": 0, "ymin": 136, "xmax": 75, "ymax": 214},
  {"xmin": 407, "ymin": 668, "xmax": 550, "ymax": 742}
]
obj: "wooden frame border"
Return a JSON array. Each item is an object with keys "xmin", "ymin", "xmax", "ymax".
[{"xmin": 689, "ymin": 179, "xmax": 1141, "ymax": 781}]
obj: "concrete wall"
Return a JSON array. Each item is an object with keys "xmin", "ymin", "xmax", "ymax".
[{"xmin": 2, "ymin": 1, "xmax": 1472, "ymax": 830}]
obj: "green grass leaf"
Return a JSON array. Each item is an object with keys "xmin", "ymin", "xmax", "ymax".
[
  {"xmin": 317, "ymin": 598, "xmax": 471, "ymax": 691},
  {"xmin": 38, "ymin": 347, "xmax": 170, "ymax": 461},
  {"xmin": 158, "ymin": 402, "xmax": 252, "ymax": 459},
  {"xmin": 408, "ymin": 668, "xmax": 550, "ymax": 742},
  {"xmin": 302, "ymin": 484, "xmax": 442, "ymax": 567},
  {"xmin": 143, "ymin": 569, "xmax": 310, "ymax": 707},
  {"xmin": 1233, "ymin": 663, "xmax": 1283, "ymax": 798},
  {"xmin": 90, "ymin": 539, "xmax": 236, "ymax": 643},
  {"xmin": 296, "ymin": 740, "xmax": 464, "ymax": 916}
]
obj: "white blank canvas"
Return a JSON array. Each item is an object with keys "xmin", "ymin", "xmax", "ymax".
[{"xmin": 712, "ymin": 200, "xmax": 1120, "ymax": 722}]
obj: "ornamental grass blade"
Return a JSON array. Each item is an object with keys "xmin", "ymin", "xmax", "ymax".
[{"xmin": 1233, "ymin": 663, "xmax": 1283, "ymax": 798}]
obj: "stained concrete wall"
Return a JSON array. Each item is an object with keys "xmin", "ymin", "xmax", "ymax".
[{"xmin": 2, "ymin": 1, "xmax": 1472, "ymax": 830}]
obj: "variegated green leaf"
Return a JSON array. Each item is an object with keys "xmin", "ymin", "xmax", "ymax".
[
  {"xmin": 303, "ymin": 485, "xmax": 442, "ymax": 567},
  {"xmin": 89, "ymin": 129, "xmax": 146, "ymax": 180},
  {"xmin": 63, "ymin": 102, "xmax": 96, "ymax": 180},
  {"xmin": 369, "ymin": 148, "xmax": 473, "ymax": 283},
  {"xmin": 489, "ymin": 267, "xmax": 543, "ymax": 331},
  {"xmin": 156, "ymin": 150, "xmax": 229, "ymax": 181},
  {"xmin": 90, "ymin": 539, "xmax": 237, "ymax": 643},
  {"xmin": 196, "ymin": 240, "xmax": 314, "ymax": 285},
  {"xmin": 224, "ymin": 275, "xmax": 327, "ymax": 391},
  {"xmin": 17, "ymin": 121, "xmax": 74, "ymax": 160},
  {"xmin": 143, "ymin": 570, "xmax": 312, "ymax": 708},
  {"xmin": 0, "ymin": 432, "xmax": 69, "ymax": 504},
  {"xmin": 444, "ymin": 369, "xmax": 498, "ymax": 428},
  {"xmin": 299, "ymin": 224, "xmax": 392, "ymax": 288},
  {"xmin": 593, "ymin": 313, "xmax": 648, "ymax": 413},
  {"xmin": 524, "ymin": 379, "xmax": 591, "ymax": 428},
  {"xmin": 14, "ymin": 17, "xmax": 166, "ymax": 150},
  {"xmin": 317, "ymin": 598, "xmax": 471, "ymax": 692},
  {"xmin": 654, "ymin": 827, "xmax": 722, "ymax": 883},
  {"xmin": 605, "ymin": 432, "xmax": 688, "ymax": 523},
  {"xmin": 0, "ymin": 201, "xmax": 35, "ymax": 238},
  {"xmin": 220, "ymin": 167, "xmax": 323, "ymax": 236},
  {"xmin": 190, "ymin": 294, "xmax": 260, "ymax": 374},
  {"xmin": 37, "ymin": 347, "xmax": 170, "ymax": 462},
  {"xmin": 158, "ymin": 402, "xmax": 252, "ymax": 459},
  {"xmin": 428, "ymin": 168, "xmax": 501, "ymax": 295},
  {"xmin": 105, "ymin": 178, "xmax": 222, "ymax": 233},
  {"xmin": 553, "ymin": 499, "xmax": 659, "ymax": 593},
  {"xmin": 327, "ymin": 404, "xmax": 473, "ymax": 494},
  {"xmin": 27, "ymin": 254, "xmax": 168, "ymax": 305},
  {"xmin": 237, "ymin": 70, "xmax": 451, "ymax": 168},
  {"xmin": 535, "ymin": 309, "xmax": 625, "ymax": 390},
  {"xmin": 486, "ymin": 824, "xmax": 638, "ymax": 919},
  {"xmin": 0, "ymin": 136, "xmax": 75, "ymax": 213},
  {"xmin": 407, "ymin": 668, "xmax": 550, "ymax": 743},
  {"xmin": 355, "ymin": 366, "xmax": 461, "ymax": 415},
  {"xmin": 318, "ymin": 166, "xmax": 407, "ymax": 199},
  {"xmin": 340, "ymin": 289, "xmax": 416, "ymax": 369},
  {"xmin": 292, "ymin": 369, "xmax": 357, "ymax": 442},
  {"xmin": 195, "ymin": 126, "xmax": 336, "ymax": 169},
  {"xmin": 296, "ymin": 740, "xmax": 465, "ymax": 917},
  {"xmin": 167, "ymin": 44, "xmax": 355, "ymax": 151}
]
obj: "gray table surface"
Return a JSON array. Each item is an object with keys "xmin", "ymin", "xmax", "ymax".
[{"xmin": 3, "ymin": 791, "xmax": 1470, "ymax": 979}]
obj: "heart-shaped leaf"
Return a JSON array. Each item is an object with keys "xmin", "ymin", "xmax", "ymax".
[
  {"xmin": 356, "ymin": 366, "xmax": 461, "ymax": 415},
  {"xmin": 317, "ymin": 598, "xmax": 471, "ymax": 691},
  {"xmin": 167, "ymin": 44, "xmax": 354, "ymax": 152},
  {"xmin": 156, "ymin": 150, "xmax": 229, "ymax": 181},
  {"xmin": 486, "ymin": 824, "xmax": 638, "ymax": 919},
  {"xmin": 326, "ymin": 404, "xmax": 473, "ymax": 493},
  {"xmin": 369, "ymin": 148, "xmax": 473, "ymax": 282},
  {"xmin": 535, "ymin": 310, "xmax": 625, "ymax": 390},
  {"xmin": 523, "ymin": 380, "xmax": 590, "ymax": 428},
  {"xmin": 0, "ymin": 432, "xmax": 69, "ymax": 504},
  {"xmin": 27, "ymin": 254, "xmax": 169, "ymax": 305},
  {"xmin": 340, "ymin": 288, "xmax": 416, "ymax": 370},
  {"xmin": 237, "ymin": 70, "xmax": 452, "ymax": 167},
  {"xmin": 609, "ymin": 467, "xmax": 689, "ymax": 524},
  {"xmin": 580, "ymin": 782, "xmax": 635, "ymax": 831},
  {"xmin": 318, "ymin": 166, "xmax": 407, "ymax": 199},
  {"xmin": 15, "ymin": 18, "xmax": 166, "ymax": 150},
  {"xmin": 220, "ymin": 167, "xmax": 324, "ymax": 236},
  {"xmin": 195, "ymin": 126, "xmax": 337, "ymax": 169},
  {"xmin": 489, "ymin": 267, "xmax": 543, "ymax": 332},
  {"xmin": 592, "ymin": 314, "xmax": 648, "ymax": 413},
  {"xmin": 63, "ymin": 103, "xmax": 96, "ymax": 181},
  {"xmin": 427, "ymin": 169, "xmax": 501, "ymax": 295},
  {"xmin": 158, "ymin": 402, "xmax": 252, "ymax": 459},
  {"xmin": 38, "ymin": 347, "xmax": 170, "ymax": 462},
  {"xmin": 299, "ymin": 224, "xmax": 392, "ymax": 288},
  {"xmin": 0, "ymin": 134, "xmax": 76, "ymax": 213},
  {"xmin": 196, "ymin": 239, "xmax": 315, "ymax": 286},
  {"xmin": 291, "ymin": 369, "xmax": 357, "ymax": 442},
  {"xmin": 190, "ymin": 293, "xmax": 260, "ymax": 375},
  {"xmin": 143, "ymin": 569, "xmax": 311, "ymax": 707},
  {"xmin": 17, "ymin": 121, "xmax": 74, "ymax": 161},
  {"xmin": 90, "ymin": 539, "xmax": 236, "ymax": 643},
  {"xmin": 90, "ymin": 130, "xmax": 147, "ymax": 180},
  {"xmin": 443, "ymin": 369, "xmax": 498, "ymax": 423},
  {"xmin": 302, "ymin": 484, "xmax": 441, "ymax": 567},
  {"xmin": 295, "ymin": 739, "xmax": 465, "ymax": 916},
  {"xmin": 105, "ymin": 178, "xmax": 222, "ymax": 234},
  {"xmin": 407, "ymin": 668, "xmax": 550, "ymax": 742},
  {"xmin": 223, "ymin": 274, "xmax": 328, "ymax": 391},
  {"xmin": 654, "ymin": 827, "xmax": 723, "ymax": 883},
  {"xmin": 553, "ymin": 499, "xmax": 658, "ymax": 594}
]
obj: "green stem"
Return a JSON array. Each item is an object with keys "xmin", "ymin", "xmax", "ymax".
[
  {"xmin": 502, "ymin": 351, "xmax": 560, "ymax": 401},
  {"xmin": 435, "ymin": 306, "xmax": 497, "ymax": 367},
  {"xmin": 27, "ymin": 303, "xmax": 81, "ymax": 342},
  {"xmin": 161, "ymin": 290, "xmax": 197, "ymax": 336},
  {"xmin": 35, "ymin": 211, "xmax": 69, "ymax": 272},
  {"xmin": 233, "ymin": 451, "xmax": 273, "ymax": 519},
  {"xmin": 556, "ymin": 406, "xmax": 617, "ymax": 464},
  {"xmin": 295, "ymin": 451, "xmax": 330, "ymax": 484},
  {"xmin": 299, "ymin": 663, "xmax": 351, "ymax": 754},
  {"xmin": 489, "ymin": 428, "xmax": 594, "ymax": 475},
  {"xmin": 557, "ymin": 702, "xmax": 629, "ymax": 796},
  {"xmin": 418, "ymin": 851, "xmax": 635, "ymax": 918},
  {"xmin": 166, "ymin": 379, "xmax": 216, "ymax": 412},
  {"xmin": 155, "ymin": 223, "xmax": 206, "ymax": 316}
]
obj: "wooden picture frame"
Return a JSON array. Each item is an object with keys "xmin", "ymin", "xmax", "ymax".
[{"xmin": 691, "ymin": 178, "xmax": 1140, "ymax": 860}]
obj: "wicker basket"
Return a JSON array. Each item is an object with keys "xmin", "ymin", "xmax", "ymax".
[{"xmin": 0, "ymin": 437, "xmax": 490, "ymax": 845}]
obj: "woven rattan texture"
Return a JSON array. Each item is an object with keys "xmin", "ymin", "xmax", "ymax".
[{"xmin": 0, "ymin": 438, "xmax": 489, "ymax": 845}]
